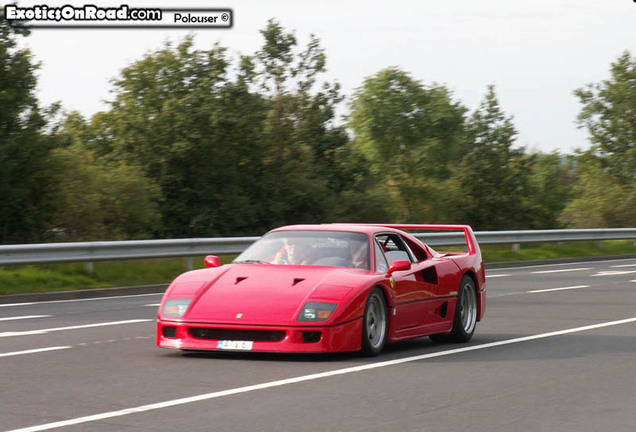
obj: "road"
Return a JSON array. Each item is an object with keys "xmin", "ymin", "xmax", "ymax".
[{"xmin": 1, "ymin": 257, "xmax": 635, "ymax": 432}]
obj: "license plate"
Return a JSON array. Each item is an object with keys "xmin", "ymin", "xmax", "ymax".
[{"xmin": 217, "ymin": 340, "xmax": 253, "ymax": 350}]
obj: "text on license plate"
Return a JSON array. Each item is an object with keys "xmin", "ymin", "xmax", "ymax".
[{"xmin": 217, "ymin": 340, "xmax": 253, "ymax": 350}]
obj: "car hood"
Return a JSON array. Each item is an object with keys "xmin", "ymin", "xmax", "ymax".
[{"xmin": 182, "ymin": 264, "xmax": 366, "ymax": 325}]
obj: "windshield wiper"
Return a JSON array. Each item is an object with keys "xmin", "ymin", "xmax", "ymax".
[{"xmin": 233, "ymin": 259, "xmax": 271, "ymax": 264}]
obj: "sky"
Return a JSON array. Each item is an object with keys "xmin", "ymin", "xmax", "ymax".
[{"xmin": 11, "ymin": 0, "xmax": 636, "ymax": 154}]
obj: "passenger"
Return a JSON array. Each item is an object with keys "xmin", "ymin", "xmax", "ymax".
[{"xmin": 349, "ymin": 239, "xmax": 370, "ymax": 269}]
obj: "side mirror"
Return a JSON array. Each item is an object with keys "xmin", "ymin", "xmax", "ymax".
[
  {"xmin": 204, "ymin": 255, "xmax": 220, "ymax": 268},
  {"xmin": 386, "ymin": 259, "xmax": 411, "ymax": 277}
]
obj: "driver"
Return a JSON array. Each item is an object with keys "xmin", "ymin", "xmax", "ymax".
[{"xmin": 274, "ymin": 237, "xmax": 309, "ymax": 265}]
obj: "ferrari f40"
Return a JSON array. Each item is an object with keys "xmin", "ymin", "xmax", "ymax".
[{"xmin": 156, "ymin": 224, "xmax": 485, "ymax": 355}]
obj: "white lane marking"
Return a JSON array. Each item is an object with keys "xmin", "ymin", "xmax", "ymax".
[
  {"xmin": 527, "ymin": 285, "xmax": 589, "ymax": 294},
  {"xmin": 0, "ymin": 319, "xmax": 152, "ymax": 338},
  {"xmin": 0, "ymin": 303, "xmax": 36, "ymax": 308},
  {"xmin": 145, "ymin": 304, "xmax": 160, "ymax": 307},
  {"xmin": 610, "ymin": 264, "xmax": 636, "ymax": 268},
  {"xmin": 631, "ymin": 280, "xmax": 636, "ymax": 283},
  {"xmin": 532, "ymin": 268, "xmax": 593, "ymax": 274},
  {"xmin": 6, "ymin": 316, "xmax": 636, "ymax": 432},
  {"xmin": 494, "ymin": 257, "xmax": 636, "ymax": 271},
  {"xmin": 0, "ymin": 346, "xmax": 72, "ymax": 358},
  {"xmin": 592, "ymin": 270, "xmax": 636, "ymax": 277},
  {"xmin": 0, "ymin": 293, "xmax": 163, "ymax": 308},
  {"xmin": 486, "ymin": 274, "xmax": 510, "ymax": 278},
  {"xmin": 76, "ymin": 336, "xmax": 153, "ymax": 346},
  {"xmin": 0, "ymin": 315, "xmax": 50, "ymax": 322}
]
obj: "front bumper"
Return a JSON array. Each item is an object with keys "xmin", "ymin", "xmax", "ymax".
[{"xmin": 156, "ymin": 318, "xmax": 363, "ymax": 353}]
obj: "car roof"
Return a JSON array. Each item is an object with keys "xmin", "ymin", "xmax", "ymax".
[{"xmin": 269, "ymin": 223, "xmax": 403, "ymax": 236}]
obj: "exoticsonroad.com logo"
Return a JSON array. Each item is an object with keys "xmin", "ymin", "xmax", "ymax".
[{"xmin": 3, "ymin": 4, "xmax": 233, "ymax": 28}]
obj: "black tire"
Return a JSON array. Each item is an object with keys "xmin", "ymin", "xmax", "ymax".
[
  {"xmin": 449, "ymin": 275, "xmax": 478, "ymax": 342},
  {"xmin": 360, "ymin": 287, "xmax": 388, "ymax": 356}
]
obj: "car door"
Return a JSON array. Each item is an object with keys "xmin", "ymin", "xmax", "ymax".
[{"xmin": 376, "ymin": 233, "xmax": 432, "ymax": 334}]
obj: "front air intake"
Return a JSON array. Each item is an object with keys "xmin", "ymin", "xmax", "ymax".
[
  {"xmin": 302, "ymin": 331, "xmax": 322, "ymax": 343},
  {"xmin": 189, "ymin": 328, "xmax": 286, "ymax": 342},
  {"xmin": 162, "ymin": 326, "xmax": 177, "ymax": 338}
]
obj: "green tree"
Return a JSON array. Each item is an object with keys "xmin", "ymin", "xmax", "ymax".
[
  {"xmin": 0, "ymin": 15, "xmax": 57, "ymax": 243},
  {"xmin": 86, "ymin": 21, "xmax": 353, "ymax": 236},
  {"xmin": 45, "ymin": 113, "xmax": 161, "ymax": 240},
  {"xmin": 89, "ymin": 37, "xmax": 270, "ymax": 236},
  {"xmin": 560, "ymin": 153, "xmax": 636, "ymax": 228},
  {"xmin": 327, "ymin": 144, "xmax": 392, "ymax": 223},
  {"xmin": 453, "ymin": 85, "xmax": 533, "ymax": 230},
  {"xmin": 574, "ymin": 51, "xmax": 636, "ymax": 184},
  {"xmin": 348, "ymin": 67, "xmax": 466, "ymax": 222},
  {"xmin": 249, "ymin": 19, "xmax": 348, "ymax": 227},
  {"xmin": 526, "ymin": 152, "xmax": 574, "ymax": 229}
]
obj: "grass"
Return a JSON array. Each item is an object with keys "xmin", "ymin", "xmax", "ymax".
[
  {"xmin": 479, "ymin": 239, "xmax": 636, "ymax": 263},
  {"xmin": 0, "ymin": 255, "xmax": 235, "ymax": 296},
  {"xmin": 0, "ymin": 240, "xmax": 634, "ymax": 296}
]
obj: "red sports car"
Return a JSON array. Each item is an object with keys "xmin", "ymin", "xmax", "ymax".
[{"xmin": 156, "ymin": 224, "xmax": 485, "ymax": 355}]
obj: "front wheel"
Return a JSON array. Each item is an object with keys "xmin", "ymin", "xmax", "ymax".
[
  {"xmin": 361, "ymin": 287, "xmax": 388, "ymax": 356},
  {"xmin": 449, "ymin": 275, "xmax": 478, "ymax": 342}
]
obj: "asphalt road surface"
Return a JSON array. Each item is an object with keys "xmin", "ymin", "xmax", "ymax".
[{"xmin": 1, "ymin": 257, "xmax": 635, "ymax": 432}]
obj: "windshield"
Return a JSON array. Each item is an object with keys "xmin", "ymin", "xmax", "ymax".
[{"xmin": 234, "ymin": 231, "xmax": 370, "ymax": 270}]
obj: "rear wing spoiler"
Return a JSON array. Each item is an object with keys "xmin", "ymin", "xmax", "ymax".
[{"xmin": 365, "ymin": 224, "xmax": 480, "ymax": 256}]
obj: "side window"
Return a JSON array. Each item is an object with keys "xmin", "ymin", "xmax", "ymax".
[
  {"xmin": 403, "ymin": 237, "xmax": 428, "ymax": 262},
  {"xmin": 376, "ymin": 234, "xmax": 413, "ymax": 265},
  {"xmin": 374, "ymin": 240, "xmax": 389, "ymax": 273}
]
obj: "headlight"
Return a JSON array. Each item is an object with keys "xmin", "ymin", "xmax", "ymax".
[
  {"xmin": 162, "ymin": 298, "xmax": 192, "ymax": 317},
  {"xmin": 297, "ymin": 302, "xmax": 337, "ymax": 322}
]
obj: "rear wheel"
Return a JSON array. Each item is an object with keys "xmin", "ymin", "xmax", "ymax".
[
  {"xmin": 361, "ymin": 287, "xmax": 387, "ymax": 356},
  {"xmin": 450, "ymin": 275, "xmax": 478, "ymax": 342},
  {"xmin": 429, "ymin": 275, "xmax": 478, "ymax": 343}
]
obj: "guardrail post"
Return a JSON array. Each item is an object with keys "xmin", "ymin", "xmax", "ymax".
[
  {"xmin": 512, "ymin": 243, "xmax": 520, "ymax": 252},
  {"xmin": 85, "ymin": 261, "xmax": 94, "ymax": 273},
  {"xmin": 185, "ymin": 257, "xmax": 194, "ymax": 270}
]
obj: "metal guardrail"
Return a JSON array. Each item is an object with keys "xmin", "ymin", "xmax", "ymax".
[
  {"xmin": 0, "ymin": 229, "xmax": 635, "ymax": 266},
  {"xmin": 0, "ymin": 237, "xmax": 259, "ymax": 266},
  {"xmin": 415, "ymin": 228, "xmax": 636, "ymax": 246}
]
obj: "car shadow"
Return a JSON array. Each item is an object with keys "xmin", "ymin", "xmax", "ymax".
[
  {"xmin": 176, "ymin": 349, "xmax": 357, "ymax": 363},
  {"xmin": 161, "ymin": 332, "xmax": 635, "ymax": 363}
]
